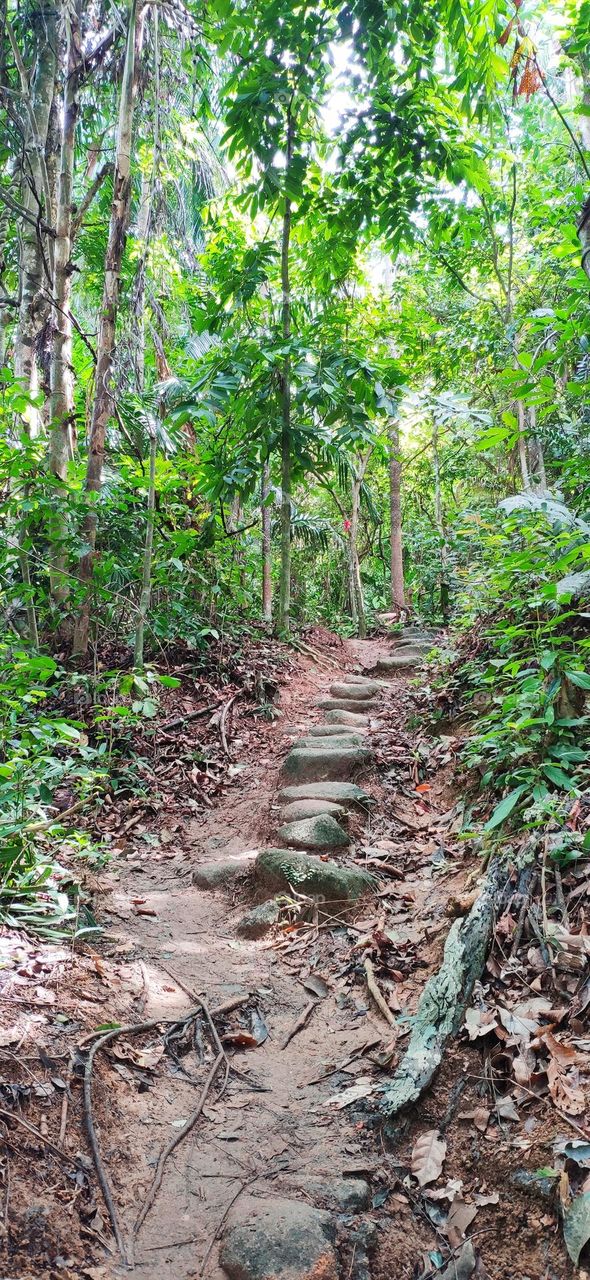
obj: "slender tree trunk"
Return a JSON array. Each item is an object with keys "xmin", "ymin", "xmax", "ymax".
[
  {"xmin": 72, "ymin": 0, "xmax": 142, "ymax": 657},
  {"xmin": 261, "ymin": 459, "xmax": 272, "ymax": 625},
  {"xmin": 528, "ymin": 406, "xmax": 547, "ymax": 488},
  {"xmin": 134, "ymin": 426, "xmax": 157, "ymax": 669},
  {"xmin": 349, "ymin": 471, "xmax": 366, "ymax": 638},
  {"xmin": 432, "ymin": 421, "xmax": 450, "ymax": 623},
  {"xmin": 388, "ymin": 415, "xmax": 405, "ymax": 611},
  {"xmin": 48, "ymin": 3, "xmax": 81, "ymax": 607},
  {"xmin": 516, "ymin": 399, "xmax": 530, "ymax": 489},
  {"xmin": 577, "ymin": 68, "xmax": 590, "ymax": 279},
  {"xmin": 8, "ymin": 4, "xmax": 57, "ymax": 418},
  {"xmin": 132, "ymin": 8, "xmax": 160, "ymax": 394},
  {"xmin": 277, "ymin": 110, "xmax": 294, "ymax": 638}
]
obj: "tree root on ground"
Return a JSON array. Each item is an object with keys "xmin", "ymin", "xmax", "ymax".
[{"xmin": 380, "ymin": 859, "xmax": 507, "ymax": 1118}]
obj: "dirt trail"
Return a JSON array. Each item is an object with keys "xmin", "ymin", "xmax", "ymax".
[
  {"xmin": 101, "ymin": 636, "xmax": 394, "ymax": 1278},
  {"xmin": 2, "ymin": 633, "xmax": 575, "ymax": 1280}
]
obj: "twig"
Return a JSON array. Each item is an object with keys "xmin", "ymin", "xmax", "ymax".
[
  {"xmin": 0, "ymin": 799, "xmax": 86, "ymax": 835},
  {"xmin": 160, "ymin": 700, "xmax": 225, "ymax": 732},
  {"xmin": 220, "ymin": 691, "xmax": 240, "ymax": 758},
  {"xmin": 197, "ymin": 1176, "xmax": 256, "ymax": 1277},
  {"xmin": 0, "ymin": 1107, "xmax": 71, "ymax": 1165},
  {"xmin": 280, "ymin": 999, "xmax": 317, "ymax": 1050},
  {"xmin": 364, "ymin": 957, "xmax": 396, "ymax": 1027}
]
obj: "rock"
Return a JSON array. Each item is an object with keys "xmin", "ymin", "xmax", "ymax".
[
  {"xmin": 318, "ymin": 698, "xmax": 375, "ymax": 713},
  {"xmin": 371, "ymin": 650, "xmax": 425, "ymax": 673},
  {"xmin": 255, "ymin": 849, "xmax": 375, "ymax": 903},
  {"xmin": 278, "ymin": 782, "xmax": 375, "ymax": 809},
  {"xmin": 282, "ymin": 746, "xmax": 371, "ymax": 782},
  {"xmin": 296, "ymin": 734, "xmax": 365, "ymax": 750},
  {"xmin": 329, "ymin": 682, "xmax": 381, "ymax": 700},
  {"xmin": 192, "ymin": 856, "xmax": 255, "ymax": 889},
  {"xmin": 324, "ymin": 709, "xmax": 370, "ymax": 727},
  {"xmin": 236, "ymin": 899, "xmax": 281, "ymax": 939},
  {"xmin": 284, "ymin": 1177, "xmax": 370, "ymax": 1213},
  {"xmin": 279, "ymin": 799, "xmax": 347, "ymax": 823},
  {"xmin": 278, "ymin": 814, "xmax": 350, "ymax": 850},
  {"xmin": 305, "ymin": 732, "xmax": 366, "ymax": 742},
  {"xmin": 219, "ymin": 1195, "xmax": 337, "ymax": 1280},
  {"xmin": 343, "ymin": 673, "xmax": 387, "ymax": 687}
]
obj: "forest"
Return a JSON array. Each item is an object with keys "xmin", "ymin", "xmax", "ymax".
[{"xmin": 1, "ymin": 0, "xmax": 590, "ymax": 1278}]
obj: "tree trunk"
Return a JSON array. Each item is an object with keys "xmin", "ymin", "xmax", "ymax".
[
  {"xmin": 528, "ymin": 406, "xmax": 547, "ymax": 488},
  {"xmin": 72, "ymin": 0, "xmax": 142, "ymax": 657},
  {"xmin": 388, "ymin": 415, "xmax": 405, "ymax": 611},
  {"xmin": 48, "ymin": 3, "xmax": 81, "ymax": 607},
  {"xmin": 577, "ymin": 67, "xmax": 590, "ymax": 278},
  {"xmin": 349, "ymin": 471, "xmax": 366, "ymax": 638},
  {"xmin": 516, "ymin": 399, "xmax": 531, "ymax": 489},
  {"xmin": 432, "ymin": 421, "xmax": 450, "ymax": 623},
  {"xmin": 261, "ymin": 459, "xmax": 272, "ymax": 625},
  {"xmin": 9, "ymin": 4, "xmax": 57, "ymax": 419},
  {"xmin": 133, "ymin": 426, "xmax": 157, "ymax": 669},
  {"xmin": 277, "ymin": 111, "xmax": 294, "ymax": 638}
]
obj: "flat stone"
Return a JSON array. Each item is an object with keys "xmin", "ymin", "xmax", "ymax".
[
  {"xmin": 324, "ymin": 709, "xmax": 370, "ymax": 727},
  {"xmin": 278, "ymin": 814, "xmax": 350, "ymax": 850},
  {"xmin": 318, "ymin": 698, "xmax": 375, "ymax": 713},
  {"xmin": 236, "ymin": 898, "xmax": 281, "ymax": 939},
  {"xmin": 307, "ymin": 723, "xmax": 368, "ymax": 738},
  {"xmin": 371, "ymin": 650, "xmax": 425, "ymax": 673},
  {"xmin": 192, "ymin": 855, "xmax": 255, "ymax": 889},
  {"xmin": 219, "ymin": 1195, "xmax": 337, "ymax": 1280},
  {"xmin": 329, "ymin": 682, "xmax": 381, "ymax": 700},
  {"xmin": 296, "ymin": 734, "xmax": 365, "ymax": 750},
  {"xmin": 284, "ymin": 1177, "xmax": 370, "ymax": 1213},
  {"xmin": 279, "ymin": 799, "xmax": 347, "ymax": 823},
  {"xmin": 255, "ymin": 849, "xmax": 375, "ymax": 903},
  {"xmin": 343, "ymin": 673, "xmax": 388, "ymax": 688},
  {"xmin": 278, "ymin": 782, "xmax": 375, "ymax": 809},
  {"xmin": 282, "ymin": 747, "xmax": 371, "ymax": 782}
]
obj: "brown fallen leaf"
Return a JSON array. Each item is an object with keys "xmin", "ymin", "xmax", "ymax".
[
  {"xmin": 447, "ymin": 1195, "xmax": 478, "ymax": 1239},
  {"xmin": 411, "ymin": 1129, "xmax": 447, "ymax": 1187}
]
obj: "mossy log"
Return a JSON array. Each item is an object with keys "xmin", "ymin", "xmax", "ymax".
[{"xmin": 380, "ymin": 860, "xmax": 505, "ymax": 1117}]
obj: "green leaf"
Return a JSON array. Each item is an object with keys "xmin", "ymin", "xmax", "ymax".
[
  {"xmin": 543, "ymin": 764, "xmax": 574, "ymax": 789},
  {"xmin": 484, "ymin": 785, "xmax": 528, "ymax": 831},
  {"xmin": 567, "ymin": 671, "xmax": 590, "ymax": 690}
]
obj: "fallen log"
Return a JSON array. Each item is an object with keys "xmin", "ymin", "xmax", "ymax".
[{"xmin": 380, "ymin": 859, "xmax": 506, "ymax": 1117}]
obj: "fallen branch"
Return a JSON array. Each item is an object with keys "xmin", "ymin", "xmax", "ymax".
[
  {"xmin": 280, "ymin": 999, "xmax": 317, "ymax": 1050},
  {"xmin": 160, "ymin": 700, "xmax": 225, "ymax": 733},
  {"xmin": 364, "ymin": 957, "xmax": 396, "ymax": 1028},
  {"xmin": 219, "ymin": 691, "xmax": 240, "ymax": 757},
  {"xmin": 380, "ymin": 860, "xmax": 506, "ymax": 1118}
]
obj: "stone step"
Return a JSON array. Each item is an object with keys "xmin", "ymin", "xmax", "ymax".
[
  {"xmin": 282, "ymin": 746, "xmax": 371, "ymax": 782},
  {"xmin": 307, "ymin": 723, "xmax": 367, "ymax": 738},
  {"xmin": 324, "ymin": 709, "xmax": 370, "ymax": 727},
  {"xmin": 279, "ymin": 798, "xmax": 348, "ymax": 823},
  {"xmin": 278, "ymin": 813, "xmax": 350, "ymax": 850},
  {"xmin": 372, "ymin": 649, "xmax": 425, "ymax": 673},
  {"xmin": 255, "ymin": 847, "xmax": 375, "ymax": 903},
  {"xmin": 295, "ymin": 734, "xmax": 365, "ymax": 750},
  {"xmin": 278, "ymin": 781, "xmax": 375, "ymax": 809},
  {"xmin": 318, "ymin": 697, "xmax": 375, "ymax": 713},
  {"xmin": 329, "ymin": 681, "xmax": 381, "ymax": 700}
]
